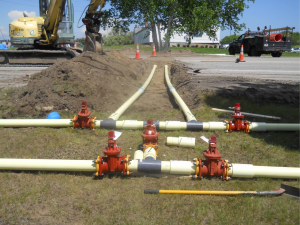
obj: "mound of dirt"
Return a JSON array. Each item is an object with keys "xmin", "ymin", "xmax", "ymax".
[
  {"xmin": 169, "ymin": 64, "xmax": 198, "ymax": 109},
  {"xmin": 13, "ymin": 51, "xmax": 152, "ymax": 117},
  {"xmin": 170, "ymin": 64, "xmax": 300, "ymax": 108}
]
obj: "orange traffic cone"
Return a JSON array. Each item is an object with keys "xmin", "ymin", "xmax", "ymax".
[
  {"xmin": 135, "ymin": 43, "xmax": 140, "ymax": 59},
  {"xmin": 152, "ymin": 43, "xmax": 156, "ymax": 57},
  {"xmin": 239, "ymin": 45, "xmax": 245, "ymax": 62}
]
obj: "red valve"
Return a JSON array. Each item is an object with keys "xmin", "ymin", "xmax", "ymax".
[
  {"xmin": 141, "ymin": 119, "xmax": 159, "ymax": 156},
  {"xmin": 72, "ymin": 101, "xmax": 96, "ymax": 129},
  {"xmin": 225, "ymin": 103, "xmax": 250, "ymax": 132},
  {"xmin": 194, "ymin": 135, "xmax": 230, "ymax": 181},
  {"xmin": 94, "ymin": 131, "xmax": 130, "ymax": 177}
]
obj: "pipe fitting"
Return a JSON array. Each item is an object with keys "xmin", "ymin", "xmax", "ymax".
[
  {"xmin": 225, "ymin": 103, "xmax": 250, "ymax": 133},
  {"xmin": 94, "ymin": 131, "xmax": 130, "ymax": 177},
  {"xmin": 195, "ymin": 135, "xmax": 229, "ymax": 180},
  {"xmin": 141, "ymin": 119, "xmax": 159, "ymax": 156},
  {"xmin": 72, "ymin": 101, "xmax": 96, "ymax": 130}
]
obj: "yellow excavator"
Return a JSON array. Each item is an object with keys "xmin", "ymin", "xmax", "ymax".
[{"xmin": 0, "ymin": 0, "xmax": 106, "ymax": 65}]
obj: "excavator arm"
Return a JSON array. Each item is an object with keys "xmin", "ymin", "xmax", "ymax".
[
  {"xmin": 40, "ymin": 0, "xmax": 67, "ymax": 45},
  {"xmin": 82, "ymin": 0, "xmax": 106, "ymax": 53}
]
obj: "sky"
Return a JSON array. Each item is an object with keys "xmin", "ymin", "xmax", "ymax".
[{"xmin": 0, "ymin": 0, "xmax": 299, "ymax": 41}]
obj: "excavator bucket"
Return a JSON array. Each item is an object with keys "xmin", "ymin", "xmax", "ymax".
[{"xmin": 83, "ymin": 31, "xmax": 103, "ymax": 54}]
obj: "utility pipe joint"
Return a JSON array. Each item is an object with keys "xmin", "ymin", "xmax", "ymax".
[
  {"xmin": 195, "ymin": 135, "xmax": 229, "ymax": 180},
  {"xmin": 94, "ymin": 131, "xmax": 130, "ymax": 177},
  {"xmin": 72, "ymin": 101, "xmax": 96, "ymax": 130},
  {"xmin": 225, "ymin": 103, "xmax": 250, "ymax": 133},
  {"xmin": 141, "ymin": 119, "xmax": 159, "ymax": 156}
]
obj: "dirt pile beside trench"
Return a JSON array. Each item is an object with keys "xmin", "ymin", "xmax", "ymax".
[
  {"xmin": 13, "ymin": 51, "xmax": 152, "ymax": 117},
  {"xmin": 168, "ymin": 63, "xmax": 199, "ymax": 109},
  {"xmin": 169, "ymin": 64, "xmax": 300, "ymax": 108}
]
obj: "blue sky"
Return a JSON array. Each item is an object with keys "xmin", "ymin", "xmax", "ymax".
[{"xmin": 0, "ymin": 0, "xmax": 299, "ymax": 40}]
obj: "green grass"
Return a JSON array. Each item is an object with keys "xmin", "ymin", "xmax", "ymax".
[
  {"xmin": 0, "ymin": 91, "xmax": 299, "ymax": 224},
  {"xmin": 281, "ymin": 52, "xmax": 300, "ymax": 57}
]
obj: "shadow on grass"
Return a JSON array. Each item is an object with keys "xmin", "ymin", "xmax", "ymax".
[{"xmin": 203, "ymin": 93, "xmax": 299, "ymax": 151}]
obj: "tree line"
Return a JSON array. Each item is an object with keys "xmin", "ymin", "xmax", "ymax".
[{"xmin": 99, "ymin": 0, "xmax": 255, "ymax": 51}]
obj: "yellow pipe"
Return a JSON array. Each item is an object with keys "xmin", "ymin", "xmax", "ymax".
[
  {"xmin": 164, "ymin": 65, "xmax": 197, "ymax": 122},
  {"xmin": 0, "ymin": 119, "xmax": 72, "ymax": 127},
  {"xmin": 250, "ymin": 122, "xmax": 300, "ymax": 131},
  {"xmin": 159, "ymin": 190, "xmax": 257, "ymax": 195},
  {"xmin": 144, "ymin": 189, "xmax": 285, "ymax": 195},
  {"xmin": 0, "ymin": 159, "xmax": 96, "ymax": 172},
  {"xmin": 109, "ymin": 65, "xmax": 157, "ymax": 120}
]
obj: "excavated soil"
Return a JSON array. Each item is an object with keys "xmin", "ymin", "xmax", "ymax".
[
  {"xmin": 169, "ymin": 63, "xmax": 300, "ymax": 108},
  {"xmin": 4, "ymin": 51, "xmax": 179, "ymax": 118},
  {"xmin": 1, "ymin": 50, "xmax": 298, "ymax": 119},
  {"xmin": 11, "ymin": 51, "xmax": 155, "ymax": 117}
]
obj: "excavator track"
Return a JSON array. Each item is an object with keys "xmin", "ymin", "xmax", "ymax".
[{"xmin": 0, "ymin": 48, "xmax": 77, "ymax": 66}]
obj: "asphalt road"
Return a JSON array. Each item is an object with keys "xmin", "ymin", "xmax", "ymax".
[
  {"xmin": 0, "ymin": 66, "xmax": 48, "ymax": 89},
  {"xmin": 174, "ymin": 55, "xmax": 300, "ymax": 81},
  {"xmin": 0, "ymin": 67, "xmax": 47, "ymax": 79}
]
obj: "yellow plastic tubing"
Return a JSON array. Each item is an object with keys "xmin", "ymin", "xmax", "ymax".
[
  {"xmin": 228, "ymin": 164, "xmax": 300, "ymax": 179},
  {"xmin": 109, "ymin": 65, "xmax": 157, "ymax": 120},
  {"xmin": 0, "ymin": 119, "xmax": 72, "ymax": 127},
  {"xmin": 0, "ymin": 159, "xmax": 96, "ymax": 172},
  {"xmin": 158, "ymin": 190, "xmax": 257, "ymax": 195},
  {"xmin": 164, "ymin": 65, "xmax": 197, "ymax": 122},
  {"xmin": 250, "ymin": 122, "xmax": 300, "ymax": 131}
]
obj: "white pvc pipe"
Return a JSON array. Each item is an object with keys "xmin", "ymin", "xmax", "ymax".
[
  {"xmin": 143, "ymin": 147, "xmax": 156, "ymax": 160},
  {"xmin": 202, "ymin": 122, "xmax": 227, "ymax": 131},
  {"xmin": 250, "ymin": 122, "xmax": 300, "ymax": 131},
  {"xmin": 0, "ymin": 119, "xmax": 298, "ymax": 132},
  {"xmin": 134, "ymin": 150, "xmax": 144, "ymax": 160},
  {"xmin": 164, "ymin": 65, "xmax": 197, "ymax": 122},
  {"xmin": 108, "ymin": 65, "xmax": 157, "ymax": 120},
  {"xmin": 159, "ymin": 121, "xmax": 188, "ymax": 130},
  {"xmin": 0, "ymin": 159, "xmax": 96, "ymax": 172},
  {"xmin": 0, "ymin": 119, "xmax": 72, "ymax": 127},
  {"xmin": 167, "ymin": 137, "xmax": 195, "ymax": 147},
  {"xmin": 115, "ymin": 120, "xmax": 144, "ymax": 129},
  {"xmin": 169, "ymin": 161, "xmax": 196, "ymax": 174},
  {"xmin": 228, "ymin": 163, "xmax": 300, "ymax": 179},
  {"xmin": 0, "ymin": 159, "xmax": 298, "ymax": 179}
]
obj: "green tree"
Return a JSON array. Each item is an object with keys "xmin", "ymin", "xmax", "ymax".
[
  {"xmin": 75, "ymin": 38, "xmax": 85, "ymax": 45},
  {"xmin": 103, "ymin": 0, "xmax": 255, "ymax": 50},
  {"xmin": 220, "ymin": 34, "xmax": 240, "ymax": 44},
  {"xmin": 292, "ymin": 32, "xmax": 300, "ymax": 46},
  {"xmin": 102, "ymin": 31, "xmax": 134, "ymax": 46}
]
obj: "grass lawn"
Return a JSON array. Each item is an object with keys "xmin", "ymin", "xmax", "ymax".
[{"xmin": 0, "ymin": 90, "xmax": 299, "ymax": 224}]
